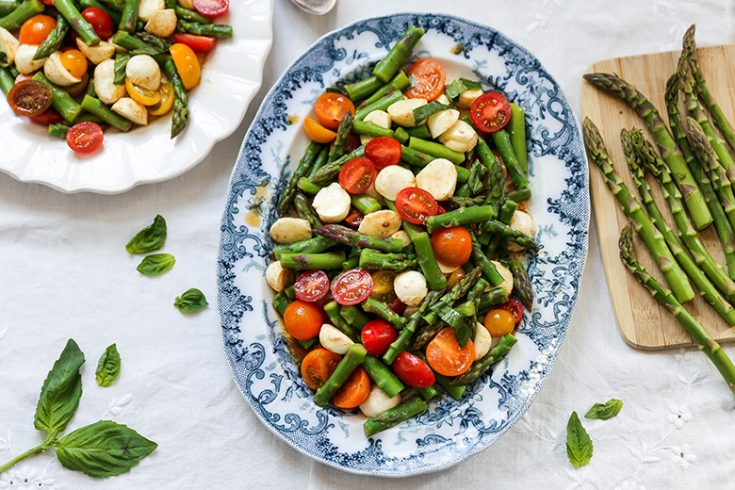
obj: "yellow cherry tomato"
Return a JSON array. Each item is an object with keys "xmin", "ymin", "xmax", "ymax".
[
  {"xmin": 60, "ymin": 50, "xmax": 88, "ymax": 79},
  {"xmin": 148, "ymin": 82, "xmax": 174, "ymax": 116},
  {"xmin": 483, "ymin": 309, "xmax": 516, "ymax": 337},
  {"xmin": 303, "ymin": 116, "xmax": 336, "ymax": 143},
  {"xmin": 370, "ymin": 270, "xmax": 396, "ymax": 302},
  {"xmin": 125, "ymin": 78, "xmax": 162, "ymax": 106},
  {"xmin": 169, "ymin": 43, "xmax": 200, "ymax": 90}
]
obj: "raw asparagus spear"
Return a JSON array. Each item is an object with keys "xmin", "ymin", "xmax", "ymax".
[
  {"xmin": 340, "ymin": 305, "xmax": 369, "ymax": 329},
  {"xmin": 311, "ymin": 145, "xmax": 366, "ymax": 184},
  {"xmin": 327, "ymin": 112, "xmax": 353, "ymax": 163},
  {"xmin": 363, "ymin": 396, "xmax": 428, "ymax": 437},
  {"xmin": 118, "ymin": 0, "xmax": 138, "ymax": 32},
  {"xmin": 470, "ymin": 233, "xmax": 506, "ymax": 286},
  {"xmin": 343, "ymin": 76, "xmax": 384, "ymax": 102},
  {"xmin": 358, "ymin": 249, "xmax": 417, "ymax": 271},
  {"xmin": 480, "ymin": 221, "xmax": 539, "ymax": 251},
  {"xmin": 372, "ymin": 26, "xmax": 424, "ymax": 83},
  {"xmin": 315, "ymin": 224, "xmax": 404, "ymax": 253},
  {"xmin": 177, "ymin": 20, "xmax": 233, "ymax": 38},
  {"xmin": 509, "ymin": 103, "xmax": 528, "ymax": 173},
  {"xmin": 408, "ymin": 136, "xmax": 465, "ymax": 165},
  {"xmin": 293, "ymin": 192, "xmax": 322, "ymax": 229},
  {"xmin": 452, "ymin": 334, "xmax": 517, "ymax": 384},
  {"xmin": 363, "ymin": 355, "xmax": 404, "ymax": 397},
  {"xmin": 354, "ymin": 90, "xmax": 403, "ymax": 120},
  {"xmin": 164, "ymin": 58, "xmax": 189, "ymax": 138},
  {"xmin": 324, "ymin": 300, "xmax": 357, "ymax": 340},
  {"xmin": 424, "ymin": 205, "xmax": 495, "ymax": 233},
  {"xmin": 54, "ymin": 0, "xmax": 100, "ymax": 45},
  {"xmin": 362, "ymin": 297, "xmax": 406, "ymax": 329},
  {"xmin": 401, "ymin": 221, "xmax": 446, "ymax": 290},
  {"xmin": 0, "ymin": 67, "xmax": 13, "ymax": 95},
  {"xmin": 510, "ymin": 258, "xmax": 534, "ymax": 310},
  {"xmin": 363, "ymin": 71, "xmax": 410, "ymax": 106},
  {"xmin": 278, "ymin": 141, "xmax": 321, "ymax": 215},
  {"xmin": 383, "ymin": 290, "xmax": 442, "ymax": 365},
  {"xmin": 314, "ymin": 344, "xmax": 367, "ymax": 406},
  {"xmin": 492, "ymin": 129, "xmax": 528, "ymax": 189},
  {"xmin": 34, "ymin": 15, "xmax": 69, "ymax": 60},
  {"xmin": 0, "ymin": 0, "xmax": 42, "ymax": 31},
  {"xmin": 273, "ymin": 235, "xmax": 333, "ymax": 260},
  {"xmin": 279, "ymin": 252, "xmax": 346, "ymax": 270}
]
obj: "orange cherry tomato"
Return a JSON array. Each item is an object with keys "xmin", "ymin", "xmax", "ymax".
[
  {"xmin": 431, "ymin": 226, "xmax": 472, "ymax": 267},
  {"xmin": 404, "ymin": 58, "xmax": 445, "ymax": 101},
  {"xmin": 283, "ymin": 300, "xmax": 323, "ymax": 340},
  {"xmin": 19, "ymin": 14, "xmax": 56, "ymax": 45},
  {"xmin": 332, "ymin": 367, "xmax": 371, "ymax": 409},
  {"xmin": 426, "ymin": 328, "xmax": 475, "ymax": 377},
  {"xmin": 303, "ymin": 116, "xmax": 336, "ymax": 143},
  {"xmin": 60, "ymin": 50, "xmax": 88, "ymax": 79},
  {"xmin": 300, "ymin": 348, "xmax": 341, "ymax": 391},
  {"xmin": 314, "ymin": 92, "xmax": 355, "ymax": 130},
  {"xmin": 483, "ymin": 309, "xmax": 516, "ymax": 337},
  {"xmin": 446, "ymin": 267, "xmax": 466, "ymax": 289}
]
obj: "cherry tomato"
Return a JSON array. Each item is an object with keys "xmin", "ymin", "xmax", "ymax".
[
  {"xmin": 344, "ymin": 208, "xmax": 363, "ymax": 228},
  {"xmin": 29, "ymin": 108, "xmax": 61, "ymax": 126},
  {"xmin": 369, "ymin": 270, "xmax": 395, "ymax": 302},
  {"xmin": 436, "ymin": 205, "xmax": 446, "ymax": 215},
  {"xmin": 314, "ymin": 92, "xmax": 355, "ymax": 130},
  {"xmin": 331, "ymin": 268, "xmax": 373, "ymax": 306},
  {"xmin": 19, "ymin": 14, "xmax": 56, "ymax": 45},
  {"xmin": 392, "ymin": 352, "xmax": 435, "ymax": 388},
  {"xmin": 300, "ymin": 348, "xmax": 341, "ymax": 391},
  {"xmin": 169, "ymin": 43, "xmax": 201, "ymax": 90},
  {"xmin": 498, "ymin": 298, "xmax": 524, "ymax": 324},
  {"xmin": 332, "ymin": 367, "xmax": 371, "ymax": 409},
  {"xmin": 8, "ymin": 80, "xmax": 53, "ymax": 117},
  {"xmin": 365, "ymin": 136, "xmax": 402, "ymax": 169},
  {"xmin": 470, "ymin": 92, "xmax": 512, "ymax": 134},
  {"xmin": 283, "ymin": 300, "xmax": 323, "ymax": 340},
  {"xmin": 395, "ymin": 187, "xmax": 439, "ymax": 225},
  {"xmin": 66, "ymin": 122, "xmax": 104, "ymax": 154},
  {"xmin": 430, "ymin": 226, "xmax": 472, "ymax": 268},
  {"xmin": 343, "ymin": 133, "xmax": 361, "ymax": 153},
  {"xmin": 446, "ymin": 268, "xmax": 466, "ymax": 289},
  {"xmin": 294, "ymin": 270, "xmax": 330, "ymax": 303},
  {"xmin": 303, "ymin": 116, "xmax": 336, "ymax": 143},
  {"xmin": 193, "ymin": 0, "xmax": 229, "ymax": 18},
  {"xmin": 389, "ymin": 298, "xmax": 407, "ymax": 315},
  {"xmin": 81, "ymin": 7, "xmax": 114, "ymax": 39},
  {"xmin": 42, "ymin": 0, "xmax": 53, "ymax": 5},
  {"xmin": 338, "ymin": 157, "xmax": 376, "ymax": 195},
  {"xmin": 173, "ymin": 33, "xmax": 217, "ymax": 53},
  {"xmin": 148, "ymin": 83, "xmax": 175, "ymax": 116},
  {"xmin": 404, "ymin": 58, "xmax": 445, "ymax": 101},
  {"xmin": 483, "ymin": 308, "xmax": 516, "ymax": 337},
  {"xmin": 426, "ymin": 328, "xmax": 475, "ymax": 376},
  {"xmin": 60, "ymin": 49, "xmax": 88, "ymax": 79},
  {"xmin": 361, "ymin": 319, "xmax": 398, "ymax": 356}
]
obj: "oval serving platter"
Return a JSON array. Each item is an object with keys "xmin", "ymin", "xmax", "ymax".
[{"xmin": 218, "ymin": 13, "xmax": 589, "ymax": 477}]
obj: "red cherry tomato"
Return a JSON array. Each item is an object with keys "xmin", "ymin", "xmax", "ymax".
[
  {"xmin": 338, "ymin": 157, "xmax": 376, "ymax": 195},
  {"xmin": 331, "ymin": 268, "xmax": 373, "ymax": 306},
  {"xmin": 173, "ymin": 33, "xmax": 217, "ymax": 53},
  {"xmin": 66, "ymin": 122, "xmax": 104, "ymax": 154},
  {"xmin": 342, "ymin": 133, "xmax": 361, "ymax": 154},
  {"xmin": 392, "ymin": 352, "xmax": 435, "ymax": 388},
  {"xmin": 192, "ymin": 0, "xmax": 229, "ymax": 17},
  {"xmin": 7, "ymin": 80, "xmax": 53, "ymax": 116},
  {"xmin": 294, "ymin": 270, "xmax": 330, "ymax": 303},
  {"xmin": 365, "ymin": 136, "xmax": 402, "ymax": 169},
  {"xmin": 344, "ymin": 208, "xmax": 363, "ymax": 228},
  {"xmin": 388, "ymin": 298, "xmax": 406, "ymax": 315},
  {"xmin": 404, "ymin": 58, "xmax": 445, "ymax": 101},
  {"xmin": 29, "ymin": 108, "xmax": 61, "ymax": 126},
  {"xmin": 498, "ymin": 298, "xmax": 524, "ymax": 324},
  {"xmin": 436, "ymin": 205, "xmax": 446, "ymax": 215},
  {"xmin": 470, "ymin": 92, "xmax": 512, "ymax": 134},
  {"xmin": 81, "ymin": 7, "xmax": 114, "ymax": 39},
  {"xmin": 395, "ymin": 187, "xmax": 439, "ymax": 225},
  {"xmin": 361, "ymin": 319, "xmax": 398, "ymax": 356}
]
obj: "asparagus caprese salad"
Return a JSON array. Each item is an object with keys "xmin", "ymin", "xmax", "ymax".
[
  {"xmin": 0, "ymin": 0, "xmax": 231, "ymax": 154},
  {"xmin": 265, "ymin": 26, "xmax": 537, "ymax": 437}
]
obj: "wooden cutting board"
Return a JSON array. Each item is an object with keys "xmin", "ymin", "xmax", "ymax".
[{"xmin": 581, "ymin": 44, "xmax": 735, "ymax": 350}]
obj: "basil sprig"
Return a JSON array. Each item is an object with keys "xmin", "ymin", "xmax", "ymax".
[
  {"xmin": 585, "ymin": 399, "xmax": 623, "ymax": 420},
  {"xmin": 174, "ymin": 288, "xmax": 208, "ymax": 314},
  {"xmin": 137, "ymin": 253, "xmax": 176, "ymax": 276},
  {"xmin": 95, "ymin": 344, "xmax": 121, "ymax": 387},
  {"xmin": 566, "ymin": 411, "xmax": 593, "ymax": 469},
  {"xmin": 126, "ymin": 215, "xmax": 167, "ymax": 254}
]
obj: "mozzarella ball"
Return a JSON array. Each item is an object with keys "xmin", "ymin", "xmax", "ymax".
[
  {"xmin": 319, "ymin": 324, "xmax": 354, "ymax": 355},
  {"xmin": 435, "ymin": 93, "xmax": 451, "ymax": 105},
  {"xmin": 437, "ymin": 260, "xmax": 460, "ymax": 274},
  {"xmin": 391, "ymin": 230, "xmax": 412, "ymax": 248},
  {"xmin": 427, "ymin": 108, "xmax": 460, "ymax": 139},
  {"xmin": 474, "ymin": 322, "xmax": 493, "ymax": 358},
  {"xmin": 265, "ymin": 260, "xmax": 293, "ymax": 293},
  {"xmin": 43, "ymin": 51, "xmax": 81, "ymax": 87},
  {"xmin": 457, "ymin": 88, "xmax": 483, "ymax": 109},
  {"xmin": 75, "ymin": 38, "xmax": 115, "ymax": 65},
  {"xmin": 439, "ymin": 120, "xmax": 479, "ymax": 153},
  {"xmin": 126, "ymin": 54, "xmax": 162, "ymax": 91},
  {"xmin": 112, "ymin": 97, "xmax": 149, "ymax": 126},
  {"xmin": 387, "ymin": 97, "xmax": 427, "ymax": 127},
  {"xmin": 415, "ymin": 158, "xmax": 457, "ymax": 201},
  {"xmin": 313, "ymin": 182, "xmax": 351, "ymax": 223},
  {"xmin": 358, "ymin": 210, "xmax": 402, "ymax": 238},
  {"xmin": 375, "ymin": 166, "xmax": 415, "ymax": 201},
  {"xmin": 360, "ymin": 385, "xmax": 401, "ymax": 418},
  {"xmin": 14, "ymin": 44, "xmax": 46, "ymax": 74},
  {"xmin": 360, "ymin": 109, "xmax": 391, "ymax": 145},
  {"xmin": 491, "ymin": 260, "xmax": 514, "ymax": 296},
  {"xmin": 269, "ymin": 217, "xmax": 312, "ymax": 244},
  {"xmin": 94, "ymin": 59, "xmax": 126, "ymax": 104},
  {"xmin": 508, "ymin": 210, "xmax": 537, "ymax": 252},
  {"xmin": 145, "ymin": 8, "xmax": 177, "ymax": 38},
  {"xmin": 393, "ymin": 270, "xmax": 428, "ymax": 306},
  {"xmin": 138, "ymin": 0, "xmax": 165, "ymax": 20},
  {"xmin": 0, "ymin": 27, "xmax": 19, "ymax": 67}
]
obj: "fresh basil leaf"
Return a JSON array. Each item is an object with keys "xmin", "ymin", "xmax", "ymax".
[
  {"xmin": 54, "ymin": 420, "xmax": 157, "ymax": 478},
  {"xmin": 95, "ymin": 344, "xmax": 121, "ymax": 387},
  {"xmin": 585, "ymin": 399, "xmax": 623, "ymax": 420},
  {"xmin": 412, "ymin": 101, "xmax": 452, "ymax": 124},
  {"xmin": 566, "ymin": 411, "xmax": 593, "ymax": 469},
  {"xmin": 34, "ymin": 339, "xmax": 85, "ymax": 437},
  {"xmin": 136, "ymin": 253, "xmax": 175, "ymax": 276},
  {"xmin": 174, "ymin": 288, "xmax": 208, "ymax": 314},
  {"xmin": 126, "ymin": 215, "xmax": 167, "ymax": 254}
]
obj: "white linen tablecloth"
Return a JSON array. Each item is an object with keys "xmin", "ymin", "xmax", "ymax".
[{"xmin": 2, "ymin": 1, "xmax": 735, "ymax": 488}]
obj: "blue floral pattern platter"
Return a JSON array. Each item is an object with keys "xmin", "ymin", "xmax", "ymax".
[{"xmin": 218, "ymin": 13, "xmax": 589, "ymax": 477}]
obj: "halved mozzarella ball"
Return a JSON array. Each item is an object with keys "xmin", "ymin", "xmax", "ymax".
[
  {"xmin": 360, "ymin": 109, "xmax": 391, "ymax": 145},
  {"xmin": 393, "ymin": 270, "xmax": 427, "ymax": 306},
  {"xmin": 265, "ymin": 260, "xmax": 293, "ymax": 293},
  {"xmin": 358, "ymin": 210, "xmax": 402, "ymax": 238},
  {"xmin": 508, "ymin": 210, "xmax": 537, "ymax": 252},
  {"xmin": 360, "ymin": 385, "xmax": 401, "ymax": 418},
  {"xmin": 269, "ymin": 217, "xmax": 312, "ymax": 244},
  {"xmin": 491, "ymin": 260, "xmax": 514, "ymax": 296},
  {"xmin": 439, "ymin": 120, "xmax": 478, "ymax": 153},
  {"xmin": 375, "ymin": 166, "xmax": 415, "ymax": 201},
  {"xmin": 14, "ymin": 44, "xmax": 46, "ymax": 74},
  {"xmin": 437, "ymin": 260, "xmax": 459, "ymax": 274},
  {"xmin": 436, "ymin": 93, "xmax": 451, "ymax": 105},
  {"xmin": 387, "ymin": 97, "xmax": 427, "ymax": 127},
  {"xmin": 391, "ymin": 230, "xmax": 412, "ymax": 248},
  {"xmin": 125, "ymin": 54, "xmax": 161, "ymax": 91},
  {"xmin": 313, "ymin": 182, "xmax": 351, "ymax": 223},
  {"xmin": 145, "ymin": 8, "xmax": 177, "ymax": 38},
  {"xmin": 474, "ymin": 322, "xmax": 493, "ymax": 358},
  {"xmin": 319, "ymin": 324, "xmax": 354, "ymax": 355},
  {"xmin": 94, "ymin": 59, "xmax": 126, "ymax": 104},
  {"xmin": 427, "ymin": 108, "xmax": 460, "ymax": 139},
  {"xmin": 0, "ymin": 27, "xmax": 18, "ymax": 68},
  {"xmin": 112, "ymin": 97, "xmax": 148, "ymax": 125},
  {"xmin": 139, "ymin": 0, "xmax": 165, "ymax": 20},
  {"xmin": 75, "ymin": 38, "xmax": 115, "ymax": 65},
  {"xmin": 43, "ymin": 51, "xmax": 81, "ymax": 87},
  {"xmin": 415, "ymin": 158, "xmax": 457, "ymax": 201},
  {"xmin": 457, "ymin": 87, "xmax": 483, "ymax": 109}
]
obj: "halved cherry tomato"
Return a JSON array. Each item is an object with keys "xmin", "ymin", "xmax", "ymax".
[
  {"xmin": 7, "ymin": 80, "xmax": 53, "ymax": 116},
  {"xmin": 404, "ymin": 58, "xmax": 445, "ymax": 101},
  {"xmin": 470, "ymin": 92, "xmax": 511, "ymax": 134},
  {"xmin": 365, "ymin": 136, "xmax": 402, "ymax": 169},
  {"xmin": 338, "ymin": 157, "xmax": 376, "ymax": 194},
  {"xmin": 436, "ymin": 205, "xmax": 446, "ymax": 215},
  {"xmin": 331, "ymin": 268, "xmax": 373, "ymax": 305},
  {"xmin": 148, "ymin": 83, "xmax": 174, "ymax": 116},
  {"xmin": 193, "ymin": 0, "xmax": 229, "ymax": 17},
  {"xmin": 389, "ymin": 298, "xmax": 407, "ymax": 315},
  {"xmin": 60, "ymin": 49, "xmax": 88, "ymax": 79},
  {"xmin": 283, "ymin": 300, "xmax": 323, "ymax": 340},
  {"xmin": 42, "ymin": 0, "xmax": 53, "ymax": 5},
  {"xmin": 169, "ymin": 43, "xmax": 201, "ymax": 90},
  {"xmin": 332, "ymin": 367, "xmax": 371, "ymax": 409},
  {"xmin": 66, "ymin": 122, "xmax": 104, "ymax": 154},
  {"xmin": 173, "ymin": 33, "xmax": 217, "ymax": 53},
  {"xmin": 369, "ymin": 270, "xmax": 395, "ymax": 302},
  {"xmin": 314, "ymin": 92, "xmax": 355, "ymax": 130},
  {"xmin": 446, "ymin": 268, "xmax": 466, "ymax": 289},
  {"xmin": 395, "ymin": 187, "xmax": 439, "ymax": 225},
  {"xmin": 343, "ymin": 133, "xmax": 361, "ymax": 153},
  {"xmin": 344, "ymin": 208, "xmax": 363, "ymax": 228},
  {"xmin": 430, "ymin": 226, "xmax": 472, "ymax": 268},
  {"xmin": 361, "ymin": 319, "xmax": 398, "ymax": 356},
  {"xmin": 498, "ymin": 298, "xmax": 524, "ymax": 324},
  {"xmin": 483, "ymin": 308, "xmax": 516, "ymax": 337},
  {"xmin": 304, "ymin": 116, "xmax": 336, "ymax": 143},
  {"xmin": 392, "ymin": 352, "xmax": 435, "ymax": 388},
  {"xmin": 19, "ymin": 14, "xmax": 56, "ymax": 45},
  {"xmin": 294, "ymin": 270, "xmax": 330, "ymax": 303},
  {"xmin": 300, "ymin": 348, "xmax": 341, "ymax": 391},
  {"xmin": 426, "ymin": 328, "xmax": 475, "ymax": 376},
  {"xmin": 29, "ymin": 108, "xmax": 61, "ymax": 126},
  {"xmin": 125, "ymin": 78, "xmax": 161, "ymax": 106},
  {"xmin": 81, "ymin": 7, "xmax": 114, "ymax": 39}
]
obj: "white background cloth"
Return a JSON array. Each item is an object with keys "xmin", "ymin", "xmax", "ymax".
[{"xmin": 2, "ymin": 1, "xmax": 735, "ymax": 489}]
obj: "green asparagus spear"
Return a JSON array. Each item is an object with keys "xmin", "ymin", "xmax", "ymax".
[
  {"xmin": 485, "ymin": 200, "xmax": 518, "ymax": 258},
  {"xmin": 297, "ymin": 177, "xmax": 323, "ymax": 195},
  {"xmin": 343, "ymin": 76, "xmax": 384, "ymax": 102},
  {"xmin": 491, "ymin": 129, "xmax": 528, "ymax": 189},
  {"xmin": 113, "ymin": 53, "xmax": 131, "ymax": 85},
  {"xmin": 0, "ymin": 0, "xmax": 42, "ymax": 31},
  {"xmin": 163, "ymin": 58, "xmax": 189, "ymax": 138},
  {"xmin": 315, "ymin": 224, "xmax": 404, "ymax": 253},
  {"xmin": 34, "ymin": 16, "xmax": 69, "ymax": 60},
  {"xmin": 510, "ymin": 259, "xmax": 534, "ymax": 310},
  {"xmin": 362, "ymin": 297, "xmax": 406, "ymax": 329},
  {"xmin": 293, "ymin": 192, "xmax": 322, "ymax": 229},
  {"xmin": 408, "ymin": 136, "xmax": 465, "ymax": 165},
  {"xmin": 424, "ymin": 205, "xmax": 496, "ymax": 233},
  {"xmin": 79, "ymin": 0, "xmax": 122, "ymax": 23},
  {"xmin": 172, "ymin": 4, "xmax": 211, "ymax": 23},
  {"xmin": 475, "ymin": 286, "xmax": 509, "ymax": 311},
  {"xmin": 118, "ymin": 0, "xmax": 138, "ymax": 32},
  {"xmin": 327, "ymin": 112, "xmax": 353, "ymax": 163},
  {"xmin": 363, "ymin": 396, "xmax": 428, "ymax": 437},
  {"xmin": 363, "ymin": 71, "xmax": 410, "ymax": 106},
  {"xmin": 509, "ymin": 103, "xmax": 527, "ymax": 173},
  {"xmin": 351, "ymin": 119, "xmax": 394, "ymax": 139},
  {"xmin": 404, "ymin": 123, "xmax": 432, "ymax": 140},
  {"xmin": 273, "ymin": 235, "xmax": 334, "ymax": 260},
  {"xmin": 278, "ymin": 141, "xmax": 321, "ymax": 215},
  {"xmin": 421, "ymin": 267, "xmax": 481, "ymax": 327},
  {"xmin": 54, "ymin": 0, "xmax": 100, "ymax": 45},
  {"xmin": 177, "ymin": 20, "xmax": 232, "ymax": 38},
  {"xmin": 417, "ymin": 385, "xmax": 440, "ymax": 401},
  {"xmin": 80, "ymin": 95, "xmax": 132, "ymax": 132},
  {"xmin": 314, "ymin": 344, "xmax": 367, "ymax": 406},
  {"xmin": 324, "ymin": 300, "xmax": 357, "ymax": 340},
  {"xmin": 354, "ymin": 90, "xmax": 404, "ymax": 120},
  {"xmin": 452, "ymin": 334, "xmax": 517, "ymax": 384},
  {"xmin": 506, "ymin": 187, "xmax": 532, "ymax": 203},
  {"xmin": 359, "ymin": 249, "xmax": 417, "ymax": 271},
  {"xmin": 0, "ymin": 67, "xmax": 13, "ymax": 95},
  {"xmin": 340, "ymin": 305, "xmax": 370, "ymax": 329},
  {"xmin": 480, "ymin": 221, "xmax": 538, "ymax": 251},
  {"xmin": 401, "ymin": 221, "xmax": 446, "ymax": 290},
  {"xmin": 435, "ymin": 302, "xmax": 474, "ymax": 346},
  {"xmin": 372, "ymin": 26, "xmax": 424, "ymax": 83},
  {"xmin": 0, "ymin": 0, "xmax": 19, "ymax": 16},
  {"xmin": 135, "ymin": 32, "xmax": 171, "ymax": 51},
  {"xmin": 399, "ymin": 145, "xmax": 434, "ymax": 167},
  {"xmin": 383, "ymin": 290, "xmax": 442, "ymax": 365},
  {"xmin": 47, "ymin": 123, "xmax": 70, "ymax": 139},
  {"xmin": 311, "ymin": 145, "xmax": 366, "ymax": 184},
  {"xmin": 279, "ymin": 252, "xmax": 346, "ymax": 270},
  {"xmin": 32, "ymin": 73, "xmax": 83, "ymax": 123},
  {"xmin": 272, "ymin": 293, "xmax": 289, "ymax": 316},
  {"xmin": 351, "ymin": 194, "xmax": 382, "ymax": 215},
  {"xmin": 363, "ymin": 356, "xmax": 404, "ymax": 397},
  {"xmin": 470, "ymin": 234, "xmax": 506, "ymax": 286}
]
